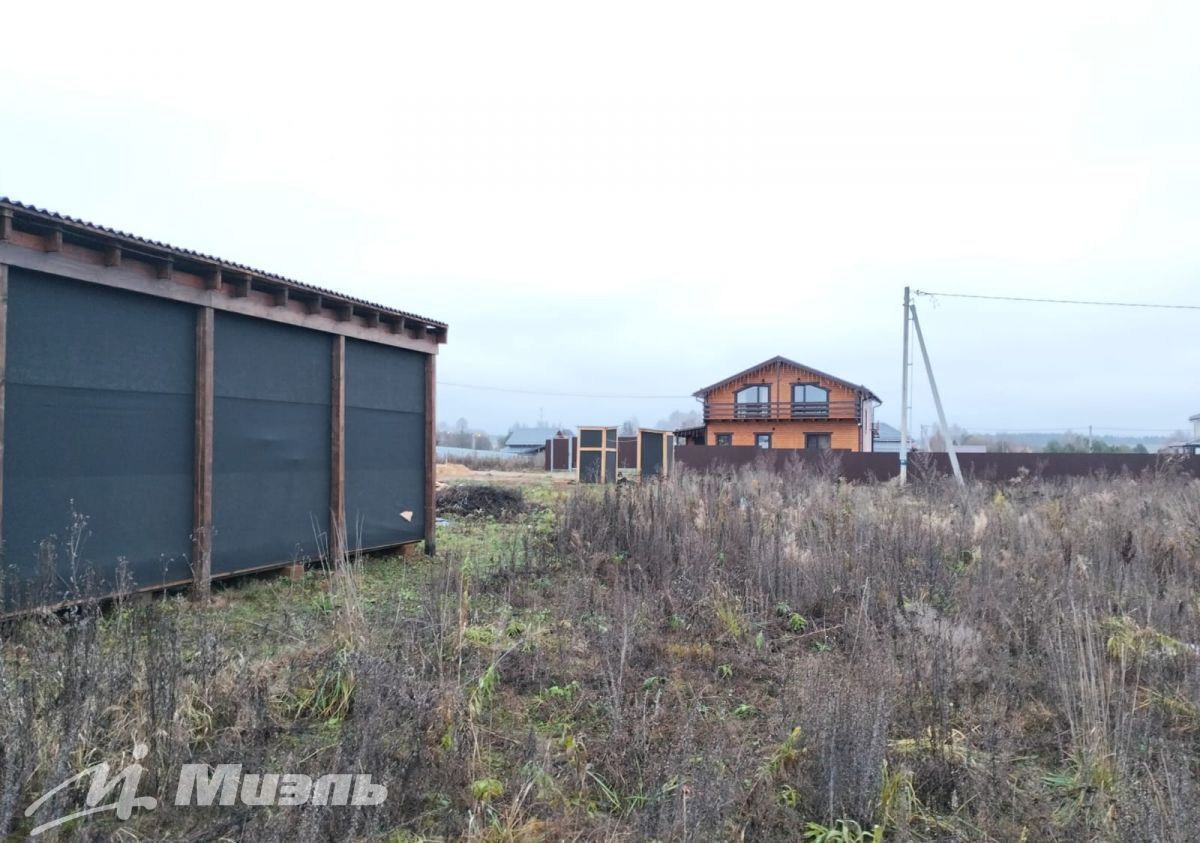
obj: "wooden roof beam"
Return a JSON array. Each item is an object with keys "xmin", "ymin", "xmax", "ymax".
[
  {"xmin": 104, "ymin": 245, "xmax": 122, "ymax": 268},
  {"xmin": 230, "ymin": 274, "xmax": 251, "ymax": 299},
  {"xmin": 306, "ymin": 294, "xmax": 323, "ymax": 315},
  {"xmin": 205, "ymin": 268, "xmax": 222, "ymax": 291},
  {"xmin": 158, "ymin": 257, "xmax": 174, "ymax": 281},
  {"xmin": 0, "ymin": 208, "xmax": 12, "ymax": 241},
  {"xmin": 273, "ymin": 286, "xmax": 289, "ymax": 307},
  {"xmin": 43, "ymin": 226, "xmax": 63, "ymax": 253}
]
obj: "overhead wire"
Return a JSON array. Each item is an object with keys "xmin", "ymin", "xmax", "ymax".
[{"xmin": 914, "ymin": 290, "xmax": 1200, "ymax": 311}]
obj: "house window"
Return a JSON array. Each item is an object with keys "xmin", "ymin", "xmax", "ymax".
[
  {"xmin": 715, "ymin": 433, "xmax": 733, "ymax": 446},
  {"xmin": 735, "ymin": 384, "xmax": 770, "ymax": 418},
  {"xmin": 805, "ymin": 432, "xmax": 832, "ymax": 450},
  {"xmin": 792, "ymin": 383, "xmax": 829, "ymax": 417},
  {"xmin": 755, "ymin": 433, "xmax": 772, "ymax": 449}
]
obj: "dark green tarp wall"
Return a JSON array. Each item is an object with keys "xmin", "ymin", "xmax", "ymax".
[
  {"xmin": 213, "ymin": 312, "xmax": 331, "ymax": 574},
  {"xmin": 345, "ymin": 338, "xmax": 425, "ymax": 550},
  {"xmin": 1, "ymin": 270, "xmax": 431, "ymax": 610},
  {"xmin": 2, "ymin": 269, "xmax": 195, "ymax": 608}
]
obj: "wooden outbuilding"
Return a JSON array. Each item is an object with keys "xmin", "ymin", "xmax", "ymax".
[
  {"xmin": 576, "ymin": 426, "xmax": 618, "ymax": 483},
  {"xmin": 636, "ymin": 429, "xmax": 676, "ymax": 478},
  {"xmin": 0, "ymin": 199, "xmax": 447, "ymax": 610}
]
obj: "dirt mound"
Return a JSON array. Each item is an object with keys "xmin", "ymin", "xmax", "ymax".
[
  {"xmin": 436, "ymin": 484, "xmax": 525, "ymax": 518},
  {"xmin": 437, "ymin": 462, "xmax": 475, "ymax": 478}
]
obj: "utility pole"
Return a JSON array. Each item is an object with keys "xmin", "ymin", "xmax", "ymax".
[
  {"xmin": 899, "ymin": 286, "xmax": 911, "ymax": 484},
  {"xmin": 909, "ymin": 302, "xmax": 963, "ymax": 485}
]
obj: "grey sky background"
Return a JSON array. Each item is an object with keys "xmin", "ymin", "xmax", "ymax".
[{"xmin": 2, "ymin": 2, "xmax": 1198, "ymax": 437}]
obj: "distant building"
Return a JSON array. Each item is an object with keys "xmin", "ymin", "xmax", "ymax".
[
  {"xmin": 502, "ymin": 426, "xmax": 571, "ymax": 455},
  {"xmin": 873, "ymin": 421, "xmax": 901, "ymax": 453},
  {"xmin": 675, "ymin": 356, "xmax": 879, "ymax": 451},
  {"xmin": 1164, "ymin": 413, "xmax": 1200, "ymax": 455},
  {"xmin": 873, "ymin": 421, "xmax": 986, "ymax": 453}
]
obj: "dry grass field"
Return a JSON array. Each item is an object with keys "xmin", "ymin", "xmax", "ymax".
[{"xmin": 2, "ymin": 467, "xmax": 1199, "ymax": 841}]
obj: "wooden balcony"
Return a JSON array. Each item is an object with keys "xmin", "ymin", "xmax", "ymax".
[{"xmin": 703, "ymin": 400, "xmax": 861, "ymax": 422}]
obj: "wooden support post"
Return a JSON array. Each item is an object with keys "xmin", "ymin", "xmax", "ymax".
[
  {"xmin": 273, "ymin": 287, "xmax": 289, "ymax": 308},
  {"xmin": 330, "ymin": 335, "xmax": 346, "ymax": 563},
  {"xmin": 0, "ymin": 265, "xmax": 7, "ymax": 562},
  {"xmin": 424, "ymin": 353, "xmax": 437, "ymax": 555},
  {"xmin": 43, "ymin": 227, "xmax": 63, "ymax": 253},
  {"xmin": 192, "ymin": 306, "xmax": 214, "ymax": 600},
  {"xmin": 306, "ymin": 295, "xmax": 323, "ymax": 315},
  {"xmin": 104, "ymin": 245, "xmax": 122, "ymax": 268},
  {"xmin": 158, "ymin": 257, "xmax": 174, "ymax": 281},
  {"xmin": 900, "ymin": 286, "xmax": 911, "ymax": 485},
  {"xmin": 0, "ymin": 209, "xmax": 11, "ymax": 241},
  {"xmin": 205, "ymin": 269, "xmax": 222, "ymax": 291}
]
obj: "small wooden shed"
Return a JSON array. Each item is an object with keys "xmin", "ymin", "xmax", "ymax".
[
  {"xmin": 636, "ymin": 429, "xmax": 676, "ymax": 479},
  {"xmin": 576, "ymin": 426, "xmax": 618, "ymax": 483}
]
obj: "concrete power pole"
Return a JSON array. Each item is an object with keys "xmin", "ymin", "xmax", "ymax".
[
  {"xmin": 899, "ymin": 287, "xmax": 911, "ymax": 484},
  {"xmin": 909, "ymin": 302, "xmax": 963, "ymax": 485}
]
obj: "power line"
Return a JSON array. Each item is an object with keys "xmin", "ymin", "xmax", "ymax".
[
  {"xmin": 913, "ymin": 290, "xmax": 1200, "ymax": 311},
  {"xmin": 438, "ymin": 380, "xmax": 692, "ymax": 400},
  {"xmin": 952, "ymin": 426, "xmax": 1181, "ymax": 434}
]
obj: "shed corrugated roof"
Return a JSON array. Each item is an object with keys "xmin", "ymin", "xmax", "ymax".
[{"xmin": 0, "ymin": 197, "xmax": 446, "ymax": 330}]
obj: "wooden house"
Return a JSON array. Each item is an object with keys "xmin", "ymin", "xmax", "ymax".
[{"xmin": 677, "ymin": 356, "xmax": 879, "ymax": 451}]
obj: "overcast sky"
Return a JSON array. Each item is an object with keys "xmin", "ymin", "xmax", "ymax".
[{"xmin": 2, "ymin": 2, "xmax": 1198, "ymax": 437}]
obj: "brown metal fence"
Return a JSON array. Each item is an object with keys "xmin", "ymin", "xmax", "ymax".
[{"xmin": 675, "ymin": 445, "xmax": 1200, "ymax": 482}]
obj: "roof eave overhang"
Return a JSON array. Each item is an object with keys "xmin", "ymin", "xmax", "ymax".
[{"xmin": 0, "ymin": 198, "xmax": 447, "ymax": 345}]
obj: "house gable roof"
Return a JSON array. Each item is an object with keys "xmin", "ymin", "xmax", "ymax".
[{"xmin": 693, "ymin": 355, "xmax": 881, "ymax": 403}]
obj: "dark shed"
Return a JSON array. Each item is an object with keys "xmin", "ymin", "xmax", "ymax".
[{"xmin": 0, "ymin": 199, "xmax": 447, "ymax": 610}]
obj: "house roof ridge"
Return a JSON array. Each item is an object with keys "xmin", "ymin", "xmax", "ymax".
[{"xmin": 693, "ymin": 354, "xmax": 880, "ymax": 403}]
